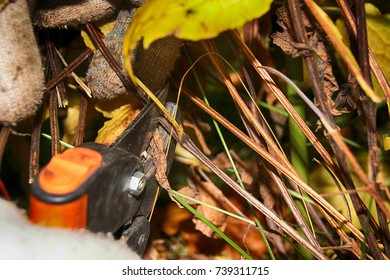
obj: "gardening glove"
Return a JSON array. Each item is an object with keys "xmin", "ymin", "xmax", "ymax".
[
  {"xmin": 0, "ymin": 198, "xmax": 140, "ymax": 259},
  {"xmin": 0, "ymin": 0, "xmax": 44, "ymax": 126}
]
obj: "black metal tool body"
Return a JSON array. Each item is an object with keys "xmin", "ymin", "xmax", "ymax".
[{"xmin": 30, "ymin": 86, "xmax": 177, "ymax": 256}]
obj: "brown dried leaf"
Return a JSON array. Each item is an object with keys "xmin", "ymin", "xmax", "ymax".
[
  {"xmin": 272, "ymin": 5, "xmax": 341, "ymax": 115},
  {"xmin": 271, "ymin": 6, "xmax": 313, "ymax": 58},
  {"xmin": 193, "ymin": 182, "xmax": 227, "ymax": 239},
  {"xmin": 272, "ymin": 31, "xmax": 300, "ymax": 57},
  {"xmin": 177, "ymin": 185, "xmax": 198, "ymax": 205},
  {"xmin": 213, "ymin": 151, "xmax": 253, "ymax": 186},
  {"xmin": 150, "ymin": 130, "xmax": 176, "ymax": 201},
  {"xmin": 224, "ymin": 216, "xmax": 267, "ymax": 259}
]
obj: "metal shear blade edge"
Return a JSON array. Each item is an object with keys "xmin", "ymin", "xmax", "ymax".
[{"xmin": 110, "ymin": 86, "xmax": 169, "ymax": 157}]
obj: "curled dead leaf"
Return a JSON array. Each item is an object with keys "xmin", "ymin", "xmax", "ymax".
[
  {"xmin": 272, "ymin": 5, "xmax": 340, "ymax": 116},
  {"xmin": 151, "ymin": 130, "xmax": 176, "ymax": 202},
  {"xmin": 178, "ymin": 177, "xmax": 227, "ymax": 239}
]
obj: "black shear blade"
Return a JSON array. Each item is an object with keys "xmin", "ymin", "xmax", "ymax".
[{"xmin": 110, "ymin": 86, "xmax": 168, "ymax": 155}]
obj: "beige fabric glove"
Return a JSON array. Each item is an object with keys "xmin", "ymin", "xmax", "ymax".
[
  {"xmin": 0, "ymin": 198, "xmax": 140, "ymax": 260},
  {"xmin": 0, "ymin": 0, "xmax": 44, "ymax": 126}
]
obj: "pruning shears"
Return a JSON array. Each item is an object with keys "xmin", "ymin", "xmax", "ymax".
[{"xmin": 28, "ymin": 86, "xmax": 178, "ymax": 256}]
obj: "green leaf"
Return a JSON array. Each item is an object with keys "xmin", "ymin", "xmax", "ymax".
[{"xmin": 123, "ymin": 0, "xmax": 272, "ymax": 83}]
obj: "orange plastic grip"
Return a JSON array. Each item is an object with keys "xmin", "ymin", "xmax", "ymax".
[
  {"xmin": 29, "ymin": 195, "xmax": 88, "ymax": 228},
  {"xmin": 29, "ymin": 147, "xmax": 102, "ymax": 229}
]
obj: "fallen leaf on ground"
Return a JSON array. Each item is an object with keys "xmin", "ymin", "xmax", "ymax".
[{"xmin": 193, "ymin": 182, "xmax": 227, "ymax": 239}]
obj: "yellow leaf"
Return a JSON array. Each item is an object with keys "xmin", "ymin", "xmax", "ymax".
[
  {"xmin": 384, "ymin": 135, "xmax": 390, "ymax": 151},
  {"xmin": 122, "ymin": 0, "xmax": 272, "ymax": 141},
  {"xmin": 123, "ymin": 0, "xmax": 272, "ymax": 83},
  {"xmin": 95, "ymin": 103, "xmax": 140, "ymax": 146},
  {"xmin": 62, "ymin": 106, "xmax": 80, "ymax": 146}
]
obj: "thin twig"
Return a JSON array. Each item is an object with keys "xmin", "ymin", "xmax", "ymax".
[
  {"xmin": 45, "ymin": 48, "xmax": 93, "ymax": 94},
  {"xmin": 28, "ymin": 106, "xmax": 44, "ymax": 183},
  {"xmin": 75, "ymin": 94, "xmax": 88, "ymax": 146},
  {"xmin": 46, "ymin": 33, "xmax": 67, "ymax": 107}
]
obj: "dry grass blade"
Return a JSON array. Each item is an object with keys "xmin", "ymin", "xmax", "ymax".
[
  {"xmin": 229, "ymin": 31, "xmax": 340, "ymax": 180},
  {"xmin": 260, "ymin": 65, "xmax": 390, "ymax": 220},
  {"xmin": 319, "ymin": 207, "xmax": 366, "ymax": 259},
  {"xmin": 178, "ymin": 133, "xmax": 328, "ymax": 259},
  {"xmin": 201, "ymin": 41, "xmax": 322, "ymax": 252},
  {"xmin": 232, "ymin": 29, "xmax": 386, "ymax": 221},
  {"xmin": 229, "ymin": 30, "xmax": 390, "ymax": 259},
  {"xmin": 181, "ymin": 87, "xmax": 367, "ymax": 249}
]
